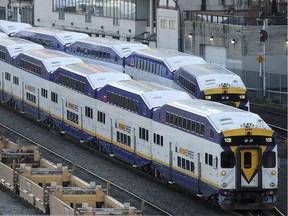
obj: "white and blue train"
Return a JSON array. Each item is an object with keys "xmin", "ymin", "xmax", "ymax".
[
  {"xmin": 0, "ymin": 20, "xmax": 32, "ymax": 36},
  {"xmin": 10, "ymin": 25, "xmax": 249, "ymax": 110},
  {"xmin": 0, "ymin": 34, "xmax": 278, "ymax": 211}
]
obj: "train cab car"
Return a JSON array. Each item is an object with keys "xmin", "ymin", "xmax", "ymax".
[
  {"xmin": 96, "ymin": 80, "xmax": 191, "ymax": 164},
  {"xmin": 125, "ymin": 48, "xmax": 206, "ymax": 89},
  {"xmin": 175, "ymin": 64, "xmax": 249, "ymax": 110},
  {"xmin": 0, "ymin": 20, "xmax": 32, "ymax": 36},
  {"xmin": 0, "ymin": 37, "xmax": 44, "ymax": 105},
  {"xmin": 66, "ymin": 37, "xmax": 148, "ymax": 71},
  {"xmin": 12, "ymin": 27, "xmax": 89, "ymax": 51},
  {"xmin": 152, "ymin": 99, "xmax": 277, "ymax": 210},
  {"xmin": 12, "ymin": 49, "xmax": 83, "ymax": 119},
  {"xmin": 49, "ymin": 63, "xmax": 132, "ymax": 142}
]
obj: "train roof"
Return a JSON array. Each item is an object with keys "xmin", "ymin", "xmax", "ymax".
[
  {"xmin": 58, "ymin": 63, "xmax": 132, "ymax": 89},
  {"xmin": 0, "ymin": 32, "xmax": 8, "ymax": 37},
  {"xmin": 108, "ymin": 80, "xmax": 191, "ymax": 109},
  {"xmin": 18, "ymin": 49, "xmax": 83, "ymax": 72},
  {"xmin": 178, "ymin": 64, "xmax": 246, "ymax": 90},
  {"xmin": 0, "ymin": 37, "xmax": 44, "ymax": 57},
  {"xmin": 165, "ymin": 99, "xmax": 270, "ymax": 132},
  {"xmin": 70, "ymin": 37, "xmax": 148, "ymax": 58},
  {"xmin": 0, "ymin": 20, "xmax": 32, "ymax": 35},
  {"xmin": 132, "ymin": 48, "xmax": 206, "ymax": 71},
  {"xmin": 15, "ymin": 27, "xmax": 89, "ymax": 45}
]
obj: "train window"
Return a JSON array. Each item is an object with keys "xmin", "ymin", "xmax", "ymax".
[
  {"xmin": 209, "ymin": 154, "xmax": 213, "ymax": 166},
  {"xmin": 0, "ymin": 50, "xmax": 5, "ymax": 61},
  {"xmin": 209, "ymin": 129, "xmax": 214, "ymax": 138},
  {"xmin": 221, "ymin": 151, "xmax": 234, "ymax": 168},
  {"xmin": 187, "ymin": 119, "xmax": 191, "ymax": 131},
  {"xmin": 165, "ymin": 112, "xmax": 169, "ymax": 123},
  {"xmin": 51, "ymin": 92, "xmax": 58, "ymax": 103},
  {"xmin": 173, "ymin": 115, "xmax": 178, "ymax": 126},
  {"xmin": 117, "ymin": 131, "xmax": 120, "ymax": 142},
  {"xmin": 5, "ymin": 72, "xmax": 11, "ymax": 81},
  {"xmin": 57, "ymin": 43, "xmax": 60, "ymax": 49},
  {"xmin": 213, "ymin": 157, "xmax": 218, "ymax": 169},
  {"xmin": 41, "ymin": 88, "xmax": 48, "ymax": 98},
  {"xmin": 263, "ymin": 152, "xmax": 276, "ymax": 168},
  {"xmin": 190, "ymin": 162, "xmax": 195, "ymax": 172},
  {"xmin": 169, "ymin": 113, "xmax": 173, "ymax": 124},
  {"xmin": 186, "ymin": 160, "xmax": 190, "ymax": 171},
  {"xmin": 97, "ymin": 111, "xmax": 105, "ymax": 124},
  {"xmin": 178, "ymin": 117, "xmax": 182, "ymax": 128},
  {"xmin": 114, "ymin": 56, "xmax": 118, "ymax": 62},
  {"xmin": 13, "ymin": 76, "xmax": 19, "ymax": 85},
  {"xmin": 182, "ymin": 158, "xmax": 186, "ymax": 169},
  {"xmin": 191, "ymin": 121, "xmax": 195, "ymax": 133},
  {"xmin": 183, "ymin": 118, "xmax": 187, "ymax": 130},
  {"xmin": 139, "ymin": 127, "xmax": 149, "ymax": 141},
  {"xmin": 195, "ymin": 123, "xmax": 200, "ymax": 134},
  {"xmin": 244, "ymin": 152, "xmax": 252, "ymax": 169},
  {"xmin": 85, "ymin": 106, "xmax": 93, "ymax": 119},
  {"xmin": 205, "ymin": 153, "xmax": 208, "ymax": 164},
  {"xmin": 200, "ymin": 124, "xmax": 205, "ymax": 135},
  {"xmin": 177, "ymin": 156, "xmax": 181, "ymax": 167}
]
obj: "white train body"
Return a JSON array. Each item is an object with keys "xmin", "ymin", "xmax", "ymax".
[{"xmin": 0, "ymin": 37, "xmax": 278, "ymax": 211}]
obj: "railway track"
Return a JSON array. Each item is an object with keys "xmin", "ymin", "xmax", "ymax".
[
  {"xmin": 0, "ymin": 123, "xmax": 171, "ymax": 216},
  {"xmin": 250, "ymin": 103, "xmax": 287, "ymax": 140}
]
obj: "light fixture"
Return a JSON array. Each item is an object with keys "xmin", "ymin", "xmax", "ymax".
[
  {"xmin": 188, "ymin": 33, "xmax": 193, "ymax": 39},
  {"xmin": 231, "ymin": 38, "xmax": 236, "ymax": 44},
  {"xmin": 101, "ymin": 26, "xmax": 104, "ymax": 29},
  {"xmin": 37, "ymin": 18, "xmax": 40, "ymax": 22},
  {"xmin": 286, "ymin": 39, "xmax": 288, "ymax": 45},
  {"xmin": 209, "ymin": 35, "xmax": 214, "ymax": 42},
  {"xmin": 128, "ymin": 29, "xmax": 131, "ymax": 33},
  {"xmin": 70, "ymin": 22, "xmax": 73, "ymax": 26}
]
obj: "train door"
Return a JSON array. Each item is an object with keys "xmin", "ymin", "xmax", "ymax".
[
  {"xmin": 168, "ymin": 142, "xmax": 173, "ymax": 182},
  {"xmin": 236, "ymin": 146, "xmax": 262, "ymax": 189}
]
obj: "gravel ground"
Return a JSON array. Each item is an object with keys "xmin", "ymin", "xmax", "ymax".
[{"xmin": 0, "ymin": 105, "xmax": 287, "ymax": 215}]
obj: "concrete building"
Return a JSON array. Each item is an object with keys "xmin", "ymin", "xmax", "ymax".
[{"xmin": 0, "ymin": 0, "xmax": 287, "ymax": 106}]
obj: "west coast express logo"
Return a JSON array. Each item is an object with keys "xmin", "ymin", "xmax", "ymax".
[
  {"xmin": 115, "ymin": 121, "xmax": 131, "ymax": 133},
  {"xmin": 175, "ymin": 144, "xmax": 194, "ymax": 159},
  {"xmin": 67, "ymin": 102, "xmax": 79, "ymax": 112},
  {"xmin": 25, "ymin": 85, "xmax": 36, "ymax": 93}
]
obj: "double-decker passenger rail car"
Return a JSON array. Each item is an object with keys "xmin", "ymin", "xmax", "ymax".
[
  {"xmin": 0, "ymin": 20, "xmax": 32, "ymax": 36},
  {"xmin": 0, "ymin": 33, "xmax": 277, "ymax": 210},
  {"xmin": 125, "ymin": 48, "xmax": 249, "ymax": 110},
  {"xmin": 175, "ymin": 64, "xmax": 249, "ymax": 109},
  {"xmin": 0, "ymin": 37, "xmax": 44, "ymax": 105},
  {"xmin": 65, "ymin": 37, "xmax": 148, "ymax": 71},
  {"xmin": 12, "ymin": 27, "xmax": 89, "ymax": 51}
]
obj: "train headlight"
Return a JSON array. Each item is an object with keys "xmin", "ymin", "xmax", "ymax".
[
  {"xmin": 271, "ymin": 170, "xmax": 276, "ymax": 175},
  {"xmin": 269, "ymin": 182, "xmax": 275, "ymax": 187},
  {"xmin": 244, "ymin": 139, "xmax": 249, "ymax": 143},
  {"xmin": 221, "ymin": 170, "xmax": 226, "ymax": 176},
  {"xmin": 205, "ymin": 96, "xmax": 211, "ymax": 100},
  {"xmin": 225, "ymin": 96, "xmax": 229, "ymax": 100},
  {"xmin": 249, "ymin": 138, "xmax": 254, "ymax": 143},
  {"xmin": 239, "ymin": 95, "xmax": 246, "ymax": 99},
  {"xmin": 221, "ymin": 182, "xmax": 228, "ymax": 188}
]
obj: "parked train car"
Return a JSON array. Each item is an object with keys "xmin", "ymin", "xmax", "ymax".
[
  {"xmin": 11, "ymin": 24, "xmax": 250, "ymax": 110},
  {"xmin": 125, "ymin": 48, "xmax": 249, "ymax": 110},
  {"xmin": 65, "ymin": 37, "xmax": 148, "ymax": 71},
  {"xmin": 12, "ymin": 27, "xmax": 89, "ymax": 51},
  {"xmin": 0, "ymin": 20, "xmax": 32, "ymax": 36},
  {"xmin": 0, "ymin": 35, "xmax": 278, "ymax": 210}
]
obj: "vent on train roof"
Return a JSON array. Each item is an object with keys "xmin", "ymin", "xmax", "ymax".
[
  {"xmin": 220, "ymin": 118, "xmax": 233, "ymax": 125},
  {"xmin": 205, "ymin": 79, "xmax": 215, "ymax": 85}
]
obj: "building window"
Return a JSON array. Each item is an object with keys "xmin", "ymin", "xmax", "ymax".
[
  {"xmin": 169, "ymin": 20, "xmax": 175, "ymax": 29},
  {"xmin": 160, "ymin": 19, "xmax": 167, "ymax": 28}
]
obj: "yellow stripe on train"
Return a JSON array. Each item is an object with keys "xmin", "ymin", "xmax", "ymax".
[
  {"xmin": 204, "ymin": 87, "xmax": 246, "ymax": 95},
  {"xmin": 223, "ymin": 128, "xmax": 274, "ymax": 137}
]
